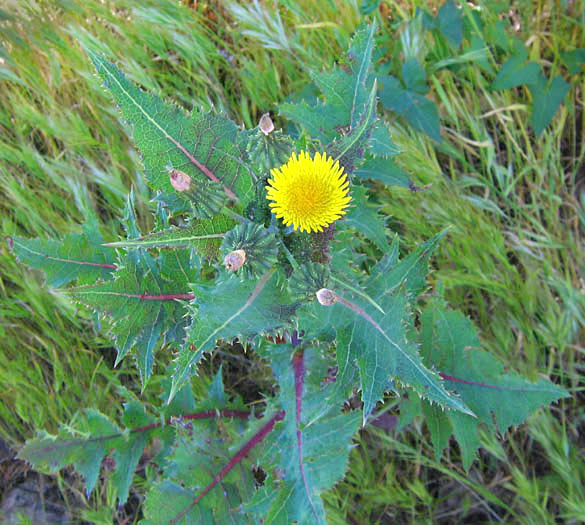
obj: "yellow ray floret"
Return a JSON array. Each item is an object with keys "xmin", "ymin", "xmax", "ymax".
[{"xmin": 265, "ymin": 151, "xmax": 351, "ymax": 233}]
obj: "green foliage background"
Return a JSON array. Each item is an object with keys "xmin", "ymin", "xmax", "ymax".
[{"xmin": 1, "ymin": 0, "xmax": 583, "ymax": 523}]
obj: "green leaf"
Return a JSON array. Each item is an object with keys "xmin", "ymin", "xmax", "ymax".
[
  {"xmin": 278, "ymin": 100, "xmax": 331, "ymax": 142},
  {"xmin": 9, "ymin": 220, "xmax": 116, "ymax": 287},
  {"xmin": 364, "ymin": 229, "xmax": 449, "ymax": 299},
  {"xmin": 104, "ymin": 215, "xmax": 236, "ymax": 259},
  {"xmin": 247, "ymin": 345, "xmax": 361, "ymax": 524},
  {"xmin": 560, "ymin": 48, "xmax": 585, "ymax": 75},
  {"xmin": 296, "ymin": 231, "xmax": 463, "ymax": 420},
  {"xmin": 354, "ymin": 156, "xmax": 411, "ymax": 188},
  {"xmin": 143, "ymin": 434, "xmax": 254, "ymax": 524},
  {"xmin": 529, "ymin": 73, "xmax": 570, "ymax": 136},
  {"xmin": 188, "ymin": 270, "xmax": 292, "ymax": 353},
  {"xmin": 402, "ymin": 58, "xmax": 428, "ymax": 94},
  {"xmin": 360, "ymin": 0, "xmax": 380, "ymax": 15},
  {"xmin": 347, "ymin": 22, "xmax": 377, "ymax": 128},
  {"xmin": 279, "ymin": 23, "xmax": 378, "ymax": 148},
  {"xmin": 18, "ymin": 403, "xmax": 154, "ymax": 505},
  {"xmin": 417, "ymin": 6, "xmax": 437, "ymax": 31},
  {"xmin": 422, "ymin": 401, "xmax": 451, "ymax": 462},
  {"xmin": 111, "ymin": 402, "xmax": 154, "ymax": 504},
  {"xmin": 448, "ymin": 409, "xmax": 480, "ymax": 470},
  {"xmin": 491, "ymin": 50, "xmax": 540, "ymax": 90},
  {"xmin": 142, "ymin": 481, "xmax": 204, "ymax": 525},
  {"xmin": 379, "ymin": 75, "xmax": 441, "ymax": 142},
  {"xmin": 437, "ymin": 0, "xmax": 463, "ymax": 48},
  {"xmin": 327, "ymin": 81, "xmax": 378, "ymax": 174},
  {"xmin": 396, "ymin": 390, "xmax": 423, "ymax": 431},
  {"xmin": 420, "ymin": 306, "xmax": 570, "ymax": 469},
  {"xmin": 170, "ymin": 270, "xmax": 294, "ymax": 401},
  {"xmin": 18, "ymin": 410, "xmax": 118, "ymax": 496},
  {"xmin": 343, "ymin": 185, "xmax": 388, "ymax": 250},
  {"xmin": 367, "ymin": 121, "xmax": 401, "ymax": 156},
  {"xmin": 88, "ymin": 51, "xmax": 254, "ymax": 212},
  {"xmin": 331, "ymin": 289, "xmax": 469, "ymax": 420},
  {"xmin": 142, "ymin": 373, "xmax": 254, "ymax": 524},
  {"xmin": 70, "ymin": 250, "xmax": 195, "ymax": 385}
]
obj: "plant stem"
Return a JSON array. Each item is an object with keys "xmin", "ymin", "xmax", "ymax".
[
  {"xmin": 129, "ymin": 409, "xmax": 253, "ymax": 435},
  {"xmin": 292, "ymin": 349, "xmax": 320, "ymax": 521}
]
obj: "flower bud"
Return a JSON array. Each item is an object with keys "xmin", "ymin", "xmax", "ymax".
[
  {"xmin": 259, "ymin": 113, "xmax": 274, "ymax": 135},
  {"xmin": 169, "ymin": 169, "xmax": 191, "ymax": 192},
  {"xmin": 224, "ymin": 249, "xmax": 246, "ymax": 271},
  {"xmin": 316, "ymin": 288, "xmax": 337, "ymax": 306}
]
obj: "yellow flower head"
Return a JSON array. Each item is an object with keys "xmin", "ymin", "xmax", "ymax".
[{"xmin": 265, "ymin": 151, "xmax": 351, "ymax": 233}]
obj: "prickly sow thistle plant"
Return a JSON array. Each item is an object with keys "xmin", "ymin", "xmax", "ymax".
[{"xmin": 11, "ymin": 24, "xmax": 567, "ymax": 524}]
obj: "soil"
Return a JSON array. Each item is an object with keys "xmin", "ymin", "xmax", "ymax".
[{"xmin": 0, "ymin": 438, "xmax": 72, "ymax": 524}]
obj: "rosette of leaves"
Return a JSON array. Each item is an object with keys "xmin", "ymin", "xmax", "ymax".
[{"xmin": 11, "ymin": 21, "xmax": 569, "ymax": 525}]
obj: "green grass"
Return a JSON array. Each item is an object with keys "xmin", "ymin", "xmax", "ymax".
[{"xmin": 1, "ymin": 0, "xmax": 583, "ymax": 522}]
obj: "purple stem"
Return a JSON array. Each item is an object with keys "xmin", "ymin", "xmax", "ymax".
[
  {"xmin": 439, "ymin": 372, "xmax": 527, "ymax": 391},
  {"xmin": 169, "ymin": 410, "xmax": 285, "ymax": 524},
  {"xmin": 293, "ymin": 350, "xmax": 320, "ymax": 522},
  {"xmin": 25, "ymin": 409, "xmax": 253, "ymax": 457}
]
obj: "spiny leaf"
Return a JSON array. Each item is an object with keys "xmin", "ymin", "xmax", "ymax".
[
  {"xmin": 142, "ymin": 369, "xmax": 256, "ymax": 524},
  {"xmin": 342, "ymin": 185, "xmax": 388, "ymax": 250},
  {"xmin": 326, "ymin": 80, "xmax": 378, "ymax": 174},
  {"xmin": 112, "ymin": 402, "xmax": 155, "ymax": 504},
  {"xmin": 297, "ymin": 230, "xmax": 455, "ymax": 416},
  {"xmin": 246, "ymin": 345, "xmax": 361, "ymax": 524},
  {"xmin": 364, "ymin": 229, "xmax": 449, "ymax": 299},
  {"xmin": 104, "ymin": 215, "xmax": 236, "ymax": 259},
  {"xmin": 347, "ymin": 22, "xmax": 376, "ymax": 128},
  {"xmin": 9, "ymin": 220, "xmax": 116, "ymax": 287},
  {"xmin": 367, "ymin": 121, "xmax": 401, "ymax": 156},
  {"xmin": 419, "ymin": 305, "xmax": 570, "ymax": 469},
  {"xmin": 69, "ymin": 250, "xmax": 196, "ymax": 385},
  {"xmin": 279, "ymin": 23, "xmax": 378, "ymax": 146},
  {"xmin": 278, "ymin": 99, "xmax": 331, "ymax": 142},
  {"xmin": 170, "ymin": 270, "xmax": 294, "ymax": 401},
  {"xmin": 278, "ymin": 23, "xmax": 386, "ymax": 171},
  {"xmin": 422, "ymin": 401, "xmax": 451, "ymax": 462},
  {"xmin": 88, "ymin": 51, "xmax": 254, "ymax": 213},
  {"xmin": 18, "ymin": 403, "xmax": 154, "ymax": 505},
  {"xmin": 187, "ymin": 270, "xmax": 293, "ymax": 353},
  {"xmin": 332, "ymin": 289, "xmax": 470, "ymax": 420},
  {"xmin": 142, "ymin": 481, "xmax": 205, "ymax": 525}
]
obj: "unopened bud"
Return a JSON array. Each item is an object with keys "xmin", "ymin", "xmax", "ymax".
[
  {"xmin": 224, "ymin": 249, "xmax": 246, "ymax": 271},
  {"xmin": 259, "ymin": 113, "xmax": 274, "ymax": 135},
  {"xmin": 169, "ymin": 169, "xmax": 191, "ymax": 192},
  {"xmin": 316, "ymin": 288, "xmax": 337, "ymax": 306}
]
